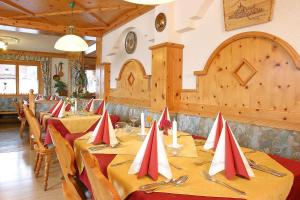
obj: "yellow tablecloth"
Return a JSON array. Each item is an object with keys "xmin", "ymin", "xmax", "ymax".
[
  {"xmin": 108, "ymin": 146, "xmax": 293, "ymax": 200},
  {"xmin": 41, "ymin": 111, "xmax": 100, "ymax": 133},
  {"xmin": 74, "ymin": 130, "xmax": 198, "ymax": 174}
]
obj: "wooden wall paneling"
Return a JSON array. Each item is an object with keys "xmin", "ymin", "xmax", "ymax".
[
  {"xmin": 150, "ymin": 43, "xmax": 184, "ymax": 112},
  {"xmin": 103, "ymin": 62, "xmax": 110, "ymax": 101},
  {"xmin": 95, "ymin": 37, "xmax": 102, "ymax": 99},
  {"xmin": 108, "ymin": 60, "xmax": 150, "ymax": 107},
  {"xmin": 180, "ymin": 31, "xmax": 300, "ymax": 131}
]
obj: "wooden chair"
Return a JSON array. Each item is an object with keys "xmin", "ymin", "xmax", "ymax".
[
  {"xmin": 81, "ymin": 150, "xmax": 121, "ymax": 200},
  {"xmin": 48, "ymin": 125, "xmax": 85, "ymax": 200},
  {"xmin": 13, "ymin": 101, "xmax": 27, "ymax": 139},
  {"xmin": 23, "ymin": 106, "xmax": 54, "ymax": 191}
]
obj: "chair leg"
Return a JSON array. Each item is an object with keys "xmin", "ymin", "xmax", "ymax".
[
  {"xmin": 19, "ymin": 120, "xmax": 26, "ymax": 139},
  {"xmin": 34, "ymin": 153, "xmax": 40, "ymax": 172},
  {"xmin": 44, "ymin": 153, "xmax": 52, "ymax": 191},
  {"xmin": 35, "ymin": 154, "xmax": 43, "ymax": 177}
]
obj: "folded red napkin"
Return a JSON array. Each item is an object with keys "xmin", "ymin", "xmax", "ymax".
[
  {"xmin": 138, "ymin": 120, "xmax": 159, "ymax": 180},
  {"xmin": 128, "ymin": 120, "xmax": 172, "ymax": 180},
  {"xmin": 52, "ymin": 101, "xmax": 64, "ymax": 117},
  {"xmin": 209, "ymin": 121, "xmax": 254, "ymax": 180},
  {"xmin": 89, "ymin": 110, "xmax": 118, "ymax": 146},
  {"xmin": 65, "ymin": 103, "xmax": 71, "ymax": 111},
  {"xmin": 85, "ymin": 99, "xmax": 94, "ymax": 112},
  {"xmin": 94, "ymin": 100, "xmax": 105, "ymax": 115},
  {"xmin": 48, "ymin": 100, "xmax": 60, "ymax": 113},
  {"xmin": 204, "ymin": 112, "xmax": 224, "ymax": 150},
  {"xmin": 158, "ymin": 107, "xmax": 171, "ymax": 135}
]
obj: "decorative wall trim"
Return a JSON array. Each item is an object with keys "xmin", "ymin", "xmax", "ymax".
[{"xmin": 109, "ymin": 59, "xmax": 151, "ymax": 107}]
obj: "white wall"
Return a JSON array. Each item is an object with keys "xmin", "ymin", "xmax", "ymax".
[
  {"xmin": 102, "ymin": 0, "xmax": 300, "ymax": 89},
  {"xmin": 102, "ymin": 10, "xmax": 155, "ymax": 88},
  {"xmin": 51, "ymin": 58, "xmax": 69, "ymax": 95}
]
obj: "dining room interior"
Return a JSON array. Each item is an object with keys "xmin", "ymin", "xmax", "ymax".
[{"xmin": 0, "ymin": 0, "xmax": 300, "ymax": 199}]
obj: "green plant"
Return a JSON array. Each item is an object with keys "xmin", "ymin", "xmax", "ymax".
[{"xmin": 54, "ymin": 80, "xmax": 67, "ymax": 94}]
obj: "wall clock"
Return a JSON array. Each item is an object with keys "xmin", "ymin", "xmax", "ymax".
[
  {"xmin": 155, "ymin": 13, "xmax": 167, "ymax": 32},
  {"xmin": 125, "ymin": 31, "xmax": 137, "ymax": 54}
]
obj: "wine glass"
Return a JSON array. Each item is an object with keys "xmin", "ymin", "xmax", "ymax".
[{"xmin": 129, "ymin": 109, "xmax": 139, "ymax": 127}]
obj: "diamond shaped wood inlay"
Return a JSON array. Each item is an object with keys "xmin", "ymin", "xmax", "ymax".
[
  {"xmin": 233, "ymin": 59, "xmax": 257, "ymax": 86},
  {"xmin": 127, "ymin": 72, "xmax": 135, "ymax": 86}
]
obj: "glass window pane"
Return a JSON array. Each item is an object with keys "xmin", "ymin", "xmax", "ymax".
[
  {"xmin": 0, "ymin": 64, "xmax": 16, "ymax": 94},
  {"xmin": 19, "ymin": 65, "xmax": 38, "ymax": 94},
  {"xmin": 86, "ymin": 70, "xmax": 96, "ymax": 93}
]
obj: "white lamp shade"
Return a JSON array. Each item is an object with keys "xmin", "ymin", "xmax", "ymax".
[
  {"xmin": 54, "ymin": 34, "xmax": 88, "ymax": 52},
  {"xmin": 124, "ymin": 0, "xmax": 175, "ymax": 5},
  {"xmin": 0, "ymin": 41, "xmax": 5, "ymax": 49}
]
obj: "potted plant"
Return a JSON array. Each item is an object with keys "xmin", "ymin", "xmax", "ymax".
[{"xmin": 54, "ymin": 80, "xmax": 68, "ymax": 96}]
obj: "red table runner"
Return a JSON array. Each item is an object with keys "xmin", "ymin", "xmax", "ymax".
[{"xmin": 44, "ymin": 115, "xmax": 120, "ymax": 145}]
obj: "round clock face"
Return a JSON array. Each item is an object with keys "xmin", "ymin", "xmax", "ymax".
[
  {"xmin": 125, "ymin": 31, "xmax": 137, "ymax": 54},
  {"xmin": 155, "ymin": 13, "xmax": 167, "ymax": 32}
]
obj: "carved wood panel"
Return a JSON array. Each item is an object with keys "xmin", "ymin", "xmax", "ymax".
[
  {"xmin": 108, "ymin": 59, "xmax": 151, "ymax": 107},
  {"xmin": 180, "ymin": 32, "xmax": 300, "ymax": 131}
]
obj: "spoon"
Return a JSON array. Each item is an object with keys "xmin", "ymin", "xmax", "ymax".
[{"xmin": 143, "ymin": 175, "xmax": 189, "ymax": 193}]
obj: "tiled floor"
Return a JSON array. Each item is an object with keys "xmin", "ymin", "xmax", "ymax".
[{"xmin": 0, "ymin": 122, "xmax": 64, "ymax": 200}]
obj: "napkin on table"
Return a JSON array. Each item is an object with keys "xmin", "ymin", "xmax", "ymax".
[
  {"xmin": 88, "ymin": 110, "xmax": 118, "ymax": 147},
  {"xmin": 48, "ymin": 100, "xmax": 60, "ymax": 113},
  {"xmin": 94, "ymin": 100, "xmax": 105, "ymax": 115},
  {"xmin": 65, "ymin": 103, "xmax": 71, "ymax": 111},
  {"xmin": 158, "ymin": 107, "xmax": 171, "ymax": 135},
  {"xmin": 57, "ymin": 102, "xmax": 67, "ymax": 118},
  {"xmin": 51, "ymin": 100, "xmax": 63, "ymax": 117},
  {"xmin": 128, "ymin": 120, "xmax": 172, "ymax": 180},
  {"xmin": 85, "ymin": 99, "xmax": 94, "ymax": 112},
  {"xmin": 209, "ymin": 121, "xmax": 254, "ymax": 180},
  {"xmin": 204, "ymin": 112, "xmax": 224, "ymax": 150}
]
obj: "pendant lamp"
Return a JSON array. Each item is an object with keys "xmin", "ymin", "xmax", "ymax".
[{"xmin": 54, "ymin": 2, "xmax": 88, "ymax": 52}]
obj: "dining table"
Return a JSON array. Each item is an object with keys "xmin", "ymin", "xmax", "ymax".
[{"xmin": 73, "ymin": 128, "xmax": 300, "ymax": 200}]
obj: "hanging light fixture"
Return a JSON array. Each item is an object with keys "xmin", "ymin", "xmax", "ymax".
[
  {"xmin": 0, "ymin": 36, "xmax": 19, "ymax": 51},
  {"xmin": 124, "ymin": 0, "xmax": 175, "ymax": 5},
  {"xmin": 54, "ymin": 1, "xmax": 88, "ymax": 52}
]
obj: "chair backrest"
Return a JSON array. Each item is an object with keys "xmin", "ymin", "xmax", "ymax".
[
  {"xmin": 23, "ymin": 106, "xmax": 44, "ymax": 149},
  {"xmin": 81, "ymin": 150, "xmax": 120, "ymax": 200},
  {"xmin": 48, "ymin": 125, "xmax": 84, "ymax": 200}
]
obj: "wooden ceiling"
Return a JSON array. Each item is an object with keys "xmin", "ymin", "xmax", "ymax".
[{"xmin": 0, "ymin": 0, "xmax": 154, "ymax": 37}]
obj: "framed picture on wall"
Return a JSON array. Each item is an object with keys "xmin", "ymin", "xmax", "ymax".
[{"xmin": 223, "ymin": 0, "xmax": 274, "ymax": 31}]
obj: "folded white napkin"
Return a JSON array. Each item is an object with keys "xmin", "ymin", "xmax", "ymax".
[
  {"xmin": 204, "ymin": 112, "xmax": 224, "ymax": 150},
  {"xmin": 128, "ymin": 121, "xmax": 172, "ymax": 180},
  {"xmin": 209, "ymin": 121, "xmax": 254, "ymax": 179}
]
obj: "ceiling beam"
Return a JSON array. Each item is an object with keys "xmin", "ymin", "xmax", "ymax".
[
  {"xmin": 0, "ymin": 0, "xmax": 34, "ymax": 16},
  {"xmin": 73, "ymin": 0, "xmax": 109, "ymax": 27},
  {"xmin": 104, "ymin": 6, "xmax": 154, "ymax": 34},
  {"xmin": 0, "ymin": 17, "xmax": 103, "ymax": 36},
  {"xmin": 10, "ymin": 5, "xmax": 138, "ymax": 20}
]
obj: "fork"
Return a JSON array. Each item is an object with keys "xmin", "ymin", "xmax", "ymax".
[{"xmin": 203, "ymin": 172, "xmax": 246, "ymax": 195}]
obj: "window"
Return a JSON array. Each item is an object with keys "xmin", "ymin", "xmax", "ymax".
[
  {"xmin": 85, "ymin": 70, "xmax": 96, "ymax": 93},
  {"xmin": 19, "ymin": 65, "xmax": 38, "ymax": 94},
  {"xmin": 0, "ymin": 64, "xmax": 16, "ymax": 94},
  {"xmin": 0, "ymin": 62, "xmax": 40, "ymax": 95}
]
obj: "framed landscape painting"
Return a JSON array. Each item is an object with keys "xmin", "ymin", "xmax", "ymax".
[{"xmin": 223, "ymin": 0, "xmax": 274, "ymax": 31}]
